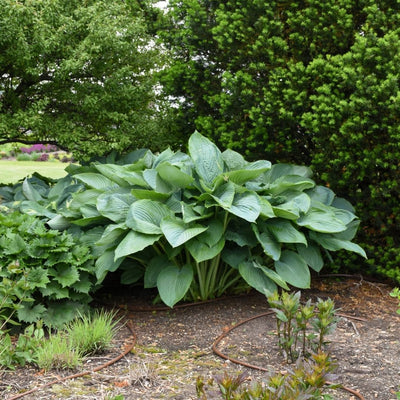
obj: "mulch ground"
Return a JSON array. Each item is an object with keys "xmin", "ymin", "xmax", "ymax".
[{"xmin": 1, "ymin": 275, "xmax": 399, "ymax": 399}]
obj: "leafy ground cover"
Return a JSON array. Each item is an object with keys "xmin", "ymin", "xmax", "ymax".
[
  {"xmin": 0, "ymin": 276, "xmax": 399, "ymax": 399},
  {"xmin": 0, "ymin": 161, "xmax": 68, "ymax": 184}
]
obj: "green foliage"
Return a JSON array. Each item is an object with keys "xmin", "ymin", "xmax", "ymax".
[
  {"xmin": 160, "ymin": 0, "xmax": 400, "ymax": 283},
  {"xmin": 3, "ymin": 132, "xmax": 364, "ymax": 308},
  {"xmin": 196, "ymin": 352, "xmax": 336, "ymax": 399},
  {"xmin": 0, "ymin": 0, "xmax": 173, "ymax": 161},
  {"xmin": 36, "ymin": 333, "xmax": 83, "ymax": 371},
  {"xmin": 389, "ymin": 288, "xmax": 400, "ymax": 315},
  {"xmin": 0, "ymin": 323, "xmax": 45, "ymax": 370},
  {"xmin": 36, "ymin": 308, "xmax": 119, "ymax": 371},
  {"xmin": 0, "ymin": 211, "xmax": 96, "ymax": 327},
  {"xmin": 267, "ymin": 292, "xmax": 339, "ymax": 363},
  {"xmin": 65, "ymin": 309, "xmax": 121, "ymax": 355}
]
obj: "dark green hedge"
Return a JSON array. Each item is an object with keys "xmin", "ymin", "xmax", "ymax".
[{"xmin": 160, "ymin": 0, "xmax": 400, "ymax": 281}]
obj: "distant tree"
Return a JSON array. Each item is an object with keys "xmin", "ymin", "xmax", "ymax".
[{"xmin": 0, "ymin": 0, "xmax": 169, "ymax": 160}]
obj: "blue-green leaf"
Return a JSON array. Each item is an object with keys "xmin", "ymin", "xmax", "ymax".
[
  {"xmin": 188, "ymin": 131, "xmax": 224, "ymax": 187},
  {"xmin": 275, "ymin": 251, "xmax": 310, "ymax": 288},
  {"xmin": 252, "ymin": 224, "xmax": 281, "ymax": 261},
  {"xmin": 238, "ymin": 261, "xmax": 276, "ymax": 296},
  {"xmin": 144, "ymin": 255, "xmax": 173, "ymax": 288},
  {"xmin": 296, "ymin": 243, "xmax": 324, "ymax": 272},
  {"xmin": 114, "ymin": 231, "xmax": 161, "ymax": 259},
  {"xmin": 156, "ymin": 162, "xmax": 194, "ymax": 188},
  {"xmin": 126, "ymin": 200, "xmax": 172, "ymax": 234},
  {"xmin": 297, "ymin": 204, "xmax": 347, "ymax": 233},
  {"xmin": 186, "ymin": 237, "xmax": 225, "ymax": 263},
  {"xmin": 227, "ymin": 191, "xmax": 261, "ymax": 222},
  {"xmin": 157, "ymin": 264, "xmax": 193, "ymax": 307},
  {"xmin": 74, "ymin": 173, "xmax": 117, "ymax": 190},
  {"xmin": 265, "ymin": 219, "xmax": 307, "ymax": 245},
  {"xmin": 161, "ymin": 217, "xmax": 208, "ymax": 247}
]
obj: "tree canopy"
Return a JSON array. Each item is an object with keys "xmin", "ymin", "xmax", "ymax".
[{"xmin": 0, "ymin": 0, "xmax": 166, "ymax": 160}]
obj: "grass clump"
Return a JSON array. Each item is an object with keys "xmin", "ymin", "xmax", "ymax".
[
  {"xmin": 66, "ymin": 309, "xmax": 121, "ymax": 356},
  {"xmin": 36, "ymin": 334, "xmax": 82, "ymax": 370},
  {"xmin": 33, "ymin": 309, "xmax": 120, "ymax": 371}
]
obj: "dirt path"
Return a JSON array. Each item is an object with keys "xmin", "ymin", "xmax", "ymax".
[{"xmin": 1, "ymin": 276, "xmax": 399, "ymax": 399}]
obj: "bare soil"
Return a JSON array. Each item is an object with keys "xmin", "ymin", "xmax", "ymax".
[{"xmin": 1, "ymin": 276, "xmax": 399, "ymax": 399}]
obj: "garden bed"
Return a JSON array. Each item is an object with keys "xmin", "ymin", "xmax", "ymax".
[{"xmin": 1, "ymin": 276, "xmax": 399, "ymax": 399}]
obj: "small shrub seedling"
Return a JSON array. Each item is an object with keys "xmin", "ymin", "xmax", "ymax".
[
  {"xmin": 267, "ymin": 291, "xmax": 339, "ymax": 363},
  {"xmin": 196, "ymin": 352, "xmax": 337, "ymax": 399}
]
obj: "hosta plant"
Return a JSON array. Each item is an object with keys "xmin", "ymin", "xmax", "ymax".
[{"xmin": 0, "ymin": 132, "xmax": 366, "ymax": 307}]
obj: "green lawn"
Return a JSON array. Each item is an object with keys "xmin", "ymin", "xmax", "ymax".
[{"xmin": 0, "ymin": 160, "xmax": 69, "ymax": 184}]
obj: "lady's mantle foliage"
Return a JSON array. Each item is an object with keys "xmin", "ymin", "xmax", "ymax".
[
  {"xmin": 0, "ymin": 133, "xmax": 365, "ymax": 308},
  {"xmin": 0, "ymin": 212, "xmax": 95, "ymax": 327}
]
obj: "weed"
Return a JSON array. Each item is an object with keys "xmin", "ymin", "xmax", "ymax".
[
  {"xmin": 267, "ymin": 291, "xmax": 339, "ymax": 363},
  {"xmin": 66, "ymin": 309, "xmax": 121, "ymax": 356},
  {"xmin": 36, "ymin": 333, "xmax": 82, "ymax": 370},
  {"xmin": 196, "ymin": 351, "xmax": 337, "ymax": 399}
]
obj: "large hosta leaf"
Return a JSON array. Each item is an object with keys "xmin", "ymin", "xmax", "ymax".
[
  {"xmin": 265, "ymin": 219, "xmax": 307, "ymax": 245},
  {"xmin": 186, "ymin": 237, "xmax": 225, "ymax": 263},
  {"xmin": 74, "ymin": 173, "xmax": 117, "ymax": 190},
  {"xmin": 296, "ymin": 243, "xmax": 324, "ymax": 272},
  {"xmin": 95, "ymin": 250, "xmax": 124, "ymax": 283},
  {"xmin": 252, "ymin": 224, "xmax": 281, "ymax": 261},
  {"xmin": 97, "ymin": 192, "xmax": 134, "ymax": 223},
  {"xmin": 188, "ymin": 131, "xmax": 224, "ymax": 187},
  {"xmin": 156, "ymin": 162, "xmax": 194, "ymax": 188},
  {"xmin": 275, "ymin": 251, "xmax": 310, "ymax": 288},
  {"xmin": 22, "ymin": 179, "xmax": 43, "ymax": 201},
  {"xmin": 211, "ymin": 181, "xmax": 235, "ymax": 208},
  {"xmin": 239, "ymin": 261, "xmax": 276, "ymax": 296},
  {"xmin": 253, "ymin": 261, "xmax": 290, "ymax": 290},
  {"xmin": 297, "ymin": 204, "xmax": 347, "ymax": 233},
  {"xmin": 161, "ymin": 217, "xmax": 208, "ymax": 247},
  {"xmin": 268, "ymin": 175, "xmax": 315, "ymax": 195},
  {"xmin": 126, "ymin": 200, "xmax": 172, "ymax": 234},
  {"xmin": 157, "ymin": 264, "xmax": 193, "ymax": 307},
  {"xmin": 114, "ymin": 231, "xmax": 161, "ymax": 259},
  {"xmin": 19, "ymin": 201, "xmax": 56, "ymax": 219},
  {"xmin": 309, "ymin": 231, "xmax": 367, "ymax": 258},
  {"xmin": 226, "ymin": 191, "xmax": 261, "ymax": 222},
  {"xmin": 144, "ymin": 255, "xmax": 175, "ymax": 288}
]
